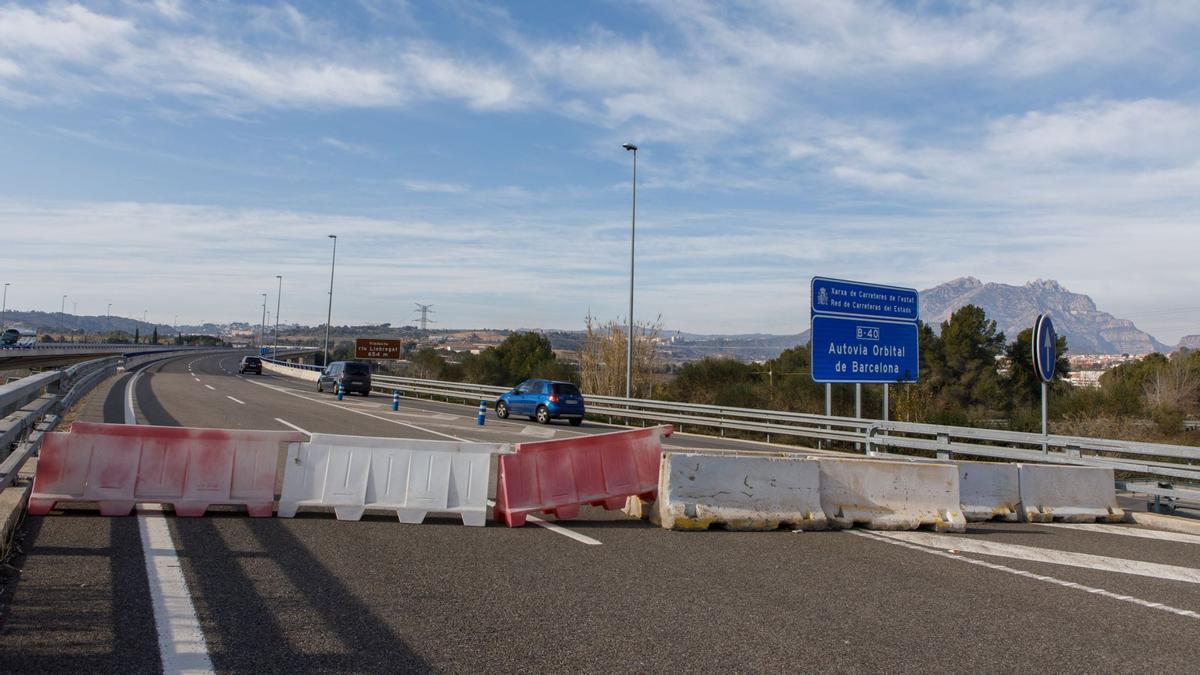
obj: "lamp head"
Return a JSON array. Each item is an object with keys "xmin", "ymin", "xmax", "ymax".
[{"xmin": 622, "ymin": 143, "xmax": 638, "ymax": 152}]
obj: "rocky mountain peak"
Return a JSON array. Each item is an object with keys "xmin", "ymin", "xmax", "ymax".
[{"xmin": 919, "ymin": 278, "xmax": 1169, "ymax": 355}]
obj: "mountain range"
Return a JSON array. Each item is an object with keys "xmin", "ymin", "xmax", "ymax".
[{"xmin": 919, "ymin": 278, "xmax": 1173, "ymax": 355}]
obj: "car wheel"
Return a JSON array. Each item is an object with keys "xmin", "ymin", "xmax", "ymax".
[
  {"xmin": 317, "ymin": 382, "xmax": 323, "ymax": 392},
  {"xmin": 536, "ymin": 406, "xmax": 551, "ymax": 424},
  {"xmin": 569, "ymin": 417, "xmax": 583, "ymax": 427},
  {"xmin": 496, "ymin": 402, "xmax": 509, "ymax": 419}
]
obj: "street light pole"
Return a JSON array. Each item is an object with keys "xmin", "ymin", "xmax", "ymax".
[
  {"xmin": 323, "ymin": 234, "xmax": 338, "ymax": 367},
  {"xmin": 60, "ymin": 294, "xmax": 67, "ymax": 341},
  {"xmin": 260, "ymin": 293, "xmax": 267, "ymax": 351},
  {"xmin": 1, "ymin": 282, "xmax": 9, "ymax": 330},
  {"xmin": 274, "ymin": 275, "xmax": 282, "ymax": 361},
  {"xmin": 622, "ymin": 143, "xmax": 638, "ymax": 399},
  {"xmin": 174, "ymin": 314, "xmax": 178, "ymax": 345}
]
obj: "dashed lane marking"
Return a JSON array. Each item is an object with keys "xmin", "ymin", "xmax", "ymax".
[
  {"xmin": 274, "ymin": 418, "xmax": 311, "ymax": 435},
  {"xmin": 226, "ymin": 396, "xmax": 245, "ymax": 405},
  {"xmin": 204, "ymin": 384, "xmax": 215, "ymax": 391},
  {"xmin": 485, "ymin": 500, "xmax": 602, "ymax": 546},
  {"xmin": 867, "ymin": 530, "xmax": 1200, "ymax": 585},
  {"xmin": 853, "ymin": 530, "xmax": 1200, "ymax": 621}
]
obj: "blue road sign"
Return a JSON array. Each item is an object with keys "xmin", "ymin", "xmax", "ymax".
[
  {"xmin": 811, "ymin": 276, "xmax": 919, "ymax": 322},
  {"xmin": 810, "ymin": 277, "xmax": 920, "ymax": 384},
  {"xmin": 1032, "ymin": 314, "xmax": 1056, "ymax": 382},
  {"xmin": 811, "ymin": 316, "xmax": 919, "ymax": 383}
]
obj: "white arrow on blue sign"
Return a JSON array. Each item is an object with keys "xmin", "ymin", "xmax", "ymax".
[{"xmin": 1032, "ymin": 313, "xmax": 1057, "ymax": 382}]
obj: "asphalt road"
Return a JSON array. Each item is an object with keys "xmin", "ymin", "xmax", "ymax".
[{"xmin": 2, "ymin": 351, "xmax": 1198, "ymax": 673}]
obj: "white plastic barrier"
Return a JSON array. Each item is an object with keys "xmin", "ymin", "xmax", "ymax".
[
  {"xmin": 1016, "ymin": 464, "xmax": 1124, "ymax": 523},
  {"xmin": 957, "ymin": 461, "xmax": 1020, "ymax": 522},
  {"xmin": 278, "ymin": 433, "xmax": 510, "ymax": 525},
  {"xmin": 817, "ymin": 457, "xmax": 966, "ymax": 532},
  {"xmin": 656, "ymin": 452, "xmax": 826, "ymax": 531}
]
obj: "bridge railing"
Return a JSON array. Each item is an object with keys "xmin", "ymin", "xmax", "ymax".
[
  {"xmin": 257, "ymin": 362, "xmax": 1200, "ymax": 505},
  {"xmin": 0, "ymin": 356, "xmax": 121, "ymax": 490}
]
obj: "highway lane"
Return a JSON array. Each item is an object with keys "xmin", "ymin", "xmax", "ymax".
[{"xmin": 2, "ymin": 351, "xmax": 1199, "ymax": 672}]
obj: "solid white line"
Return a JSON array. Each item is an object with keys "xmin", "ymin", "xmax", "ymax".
[
  {"xmin": 124, "ymin": 367, "xmax": 215, "ymax": 673},
  {"xmin": 1042, "ymin": 522, "xmax": 1200, "ymax": 546},
  {"xmin": 204, "ymin": 385, "xmax": 215, "ymax": 391},
  {"xmin": 137, "ymin": 505, "xmax": 217, "ymax": 673},
  {"xmin": 485, "ymin": 500, "xmax": 602, "ymax": 545},
  {"xmin": 853, "ymin": 531, "xmax": 1199, "ymax": 620},
  {"xmin": 274, "ymin": 418, "xmax": 312, "ymax": 435},
  {"xmin": 869, "ymin": 531, "xmax": 1200, "ymax": 585},
  {"xmin": 226, "ymin": 396, "xmax": 245, "ymax": 405},
  {"xmin": 124, "ymin": 370, "xmax": 142, "ymax": 425}
]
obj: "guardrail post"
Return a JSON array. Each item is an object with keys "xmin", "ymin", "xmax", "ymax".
[{"xmin": 936, "ymin": 432, "xmax": 951, "ymax": 461}]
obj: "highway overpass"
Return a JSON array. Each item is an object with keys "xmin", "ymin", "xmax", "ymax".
[{"xmin": 0, "ymin": 350, "xmax": 1198, "ymax": 672}]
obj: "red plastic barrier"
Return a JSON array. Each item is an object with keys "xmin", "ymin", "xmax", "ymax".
[
  {"xmin": 494, "ymin": 425, "xmax": 672, "ymax": 527},
  {"xmin": 28, "ymin": 422, "xmax": 305, "ymax": 517}
]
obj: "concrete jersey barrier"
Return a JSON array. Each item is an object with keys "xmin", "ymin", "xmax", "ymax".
[
  {"xmin": 957, "ymin": 461, "xmax": 1020, "ymax": 522},
  {"xmin": 656, "ymin": 452, "xmax": 827, "ymax": 531},
  {"xmin": 1016, "ymin": 464, "xmax": 1124, "ymax": 523},
  {"xmin": 28, "ymin": 422, "xmax": 304, "ymax": 517},
  {"xmin": 495, "ymin": 425, "xmax": 671, "ymax": 527},
  {"xmin": 278, "ymin": 433, "xmax": 509, "ymax": 525},
  {"xmin": 817, "ymin": 457, "xmax": 966, "ymax": 532}
]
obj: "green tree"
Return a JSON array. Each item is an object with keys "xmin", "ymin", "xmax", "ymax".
[
  {"xmin": 661, "ymin": 357, "xmax": 763, "ymax": 407},
  {"xmin": 151, "ymin": 326, "xmax": 158, "ymax": 345},
  {"xmin": 932, "ymin": 305, "xmax": 1006, "ymax": 416},
  {"xmin": 134, "ymin": 327, "xmax": 140, "ymax": 344},
  {"xmin": 409, "ymin": 348, "xmax": 448, "ymax": 380}
]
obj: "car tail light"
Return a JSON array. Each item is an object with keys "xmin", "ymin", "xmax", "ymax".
[{"xmin": 548, "ymin": 394, "xmax": 558, "ymax": 403}]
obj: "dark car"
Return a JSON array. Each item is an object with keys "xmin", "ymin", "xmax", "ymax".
[
  {"xmin": 318, "ymin": 361, "xmax": 372, "ymax": 396},
  {"xmin": 495, "ymin": 379, "xmax": 585, "ymax": 425},
  {"xmin": 238, "ymin": 356, "xmax": 263, "ymax": 375},
  {"xmin": 1, "ymin": 328, "xmax": 19, "ymax": 346}
]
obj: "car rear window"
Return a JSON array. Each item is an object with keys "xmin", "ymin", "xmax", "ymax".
[
  {"xmin": 344, "ymin": 363, "xmax": 370, "ymax": 376},
  {"xmin": 552, "ymin": 383, "xmax": 581, "ymax": 396},
  {"xmin": 245, "ymin": 357, "xmax": 261, "ymax": 364}
]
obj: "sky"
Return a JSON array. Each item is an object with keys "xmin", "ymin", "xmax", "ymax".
[{"xmin": 1, "ymin": 1, "xmax": 1199, "ymax": 343}]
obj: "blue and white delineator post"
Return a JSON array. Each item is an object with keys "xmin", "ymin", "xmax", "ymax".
[
  {"xmin": 391, "ymin": 389, "xmax": 400, "ymax": 411},
  {"xmin": 476, "ymin": 400, "xmax": 487, "ymax": 426},
  {"xmin": 336, "ymin": 382, "xmax": 344, "ymax": 401}
]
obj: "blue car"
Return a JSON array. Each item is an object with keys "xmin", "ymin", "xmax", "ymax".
[{"xmin": 495, "ymin": 379, "xmax": 585, "ymax": 426}]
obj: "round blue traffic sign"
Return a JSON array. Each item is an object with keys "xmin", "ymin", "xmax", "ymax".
[{"xmin": 1032, "ymin": 314, "xmax": 1056, "ymax": 382}]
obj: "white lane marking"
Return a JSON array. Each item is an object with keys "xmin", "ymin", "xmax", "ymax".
[
  {"xmin": 1042, "ymin": 522, "xmax": 1200, "ymax": 546},
  {"xmin": 193, "ymin": 377, "xmax": 200, "ymax": 382},
  {"xmin": 125, "ymin": 371, "xmax": 142, "ymax": 425},
  {"xmin": 242, "ymin": 378, "xmax": 467, "ymax": 441},
  {"xmin": 204, "ymin": 385, "xmax": 215, "ymax": 391},
  {"xmin": 274, "ymin": 418, "xmax": 312, "ymax": 435},
  {"xmin": 226, "ymin": 396, "xmax": 245, "ymax": 405},
  {"xmin": 870, "ymin": 531, "xmax": 1200, "ymax": 585},
  {"xmin": 486, "ymin": 500, "xmax": 602, "ymax": 546},
  {"xmin": 853, "ymin": 531, "xmax": 1200, "ymax": 620},
  {"xmin": 124, "ymin": 368, "xmax": 215, "ymax": 673},
  {"xmin": 137, "ymin": 504, "xmax": 217, "ymax": 673}
]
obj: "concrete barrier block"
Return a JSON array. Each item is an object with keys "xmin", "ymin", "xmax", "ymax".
[
  {"xmin": 957, "ymin": 461, "xmax": 1020, "ymax": 522},
  {"xmin": 656, "ymin": 452, "xmax": 826, "ymax": 531},
  {"xmin": 1016, "ymin": 464, "xmax": 1123, "ymax": 523},
  {"xmin": 278, "ymin": 433, "xmax": 508, "ymax": 525},
  {"xmin": 817, "ymin": 457, "xmax": 965, "ymax": 532}
]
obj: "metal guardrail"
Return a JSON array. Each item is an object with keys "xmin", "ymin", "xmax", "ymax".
[
  {"xmin": 257, "ymin": 362, "xmax": 1200, "ymax": 504},
  {"xmin": 0, "ymin": 356, "xmax": 121, "ymax": 490}
]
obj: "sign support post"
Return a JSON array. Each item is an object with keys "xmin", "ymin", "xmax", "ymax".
[
  {"xmin": 1032, "ymin": 313, "xmax": 1057, "ymax": 457},
  {"xmin": 882, "ymin": 384, "xmax": 889, "ymax": 422}
]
